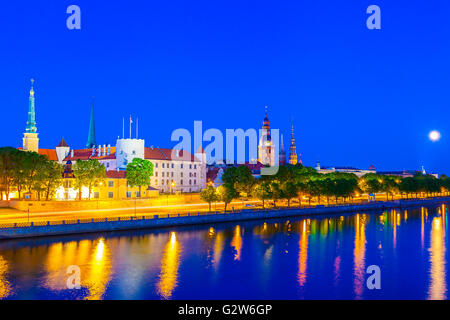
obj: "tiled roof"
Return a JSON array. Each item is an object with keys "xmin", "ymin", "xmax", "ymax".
[
  {"xmin": 38, "ymin": 149, "xmax": 58, "ymax": 161},
  {"xmin": 64, "ymin": 147, "xmax": 117, "ymax": 161},
  {"xmin": 57, "ymin": 137, "xmax": 69, "ymax": 147},
  {"xmin": 144, "ymin": 147, "xmax": 200, "ymax": 162},
  {"xmin": 63, "ymin": 146, "xmax": 200, "ymax": 162},
  {"xmin": 106, "ymin": 170, "xmax": 126, "ymax": 178}
]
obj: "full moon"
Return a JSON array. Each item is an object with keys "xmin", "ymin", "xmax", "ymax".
[{"xmin": 429, "ymin": 130, "xmax": 441, "ymax": 142}]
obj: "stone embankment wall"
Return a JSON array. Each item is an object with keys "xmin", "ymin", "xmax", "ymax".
[{"xmin": 1, "ymin": 197, "xmax": 449, "ymax": 239}]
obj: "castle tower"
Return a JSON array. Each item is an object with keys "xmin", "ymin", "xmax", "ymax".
[
  {"xmin": 86, "ymin": 97, "xmax": 97, "ymax": 148},
  {"xmin": 289, "ymin": 123, "xmax": 299, "ymax": 165},
  {"xmin": 22, "ymin": 79, "xmax": 39, "ymax": 153},
  {"xmin": 258, "ymin": 107, "xmax": 275, "ymax": 166},
  {"xmin": 279, "ymin": 133, "xmax": 286, "ymax": 166},
  {"xmin": 56, "ymin": 137, "xmax": 70, "ymax": 163}
]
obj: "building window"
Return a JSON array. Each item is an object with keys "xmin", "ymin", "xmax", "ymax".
[
  {"xmin": 161, "ymin": 180, "xmax": 164, "ymax": 185},
  {"xmin": 94, "ymin": 192, "xmax": 99, "ymax": 199},
  {"xmin": 126, "ymin": 191, "xmax": 131, "ymax": 198},
  {"xmin": 106, "ymin": 163, "xmax": 110, "ymax": 168},
  {"xmin": 155, "ymin": 163, "xmax": 158, "ymax": 168},
  {"xmin": 181, "ymin": 172, "xmax": 183, "ymax": 177},
  {"xmin": 135, "ymin": 191, "xmax": 140, "ymax": 197},
  {"xmin": 194, "ymin": 172, "xmax": 197, "ymax": 177},
  {"xmin": 194, "ymin": 165, "xmax": 197, "ymax": 169},
  {"xmin": 171, "ymin": 172, "xmax": 174, "ymax": 177},
  {"xmin": 155, "ymin": 172, "xmax": 158, "ymax": 177},
  {"xmin": 162, "ymin": 163, "xmax": 165, "ymax": 168},
  {"xmin": 181, "ymin": 179, "xmax": 183, "ymax": 185},
  {"xmin": 166, "ymin": 179, "xmax": 169, "ymax": 185},
  {"xmin": 194, "ymin": 180, "xmax": 196, "ymax": 185},
  {"xmin": 189, "ymin": 180, "xmax": 192, "ymax": 185},
  {"xmin": 108, "ymin": 192, "xmax": 114, "ymax": 198},
  {"xmin": 171, "ymin": 164, "xmax": 174, "ymax": 168},
  {"xmin": 155, "ymin": 180, "xmax": 158, "ymax": 185},
  {"xmin": 162, "ymin": 172, "xmax": 164, "ymax": 177},
  {"xmin": 181, "ymin": 164, "xmax": 183, "ymax": 169},
  {"xmin": 108, "ymin": 181, "xmax": 114, "ymax": 187},
  {"xmin": 189, "ymin": 164, "xmax": 192, "ymax": 169}
]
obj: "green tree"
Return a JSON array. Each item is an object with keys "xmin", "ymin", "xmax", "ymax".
[
  {"xmin": 216, "ymin": 184, "xmax": 238, "ymax": 213},
  {"xmin": 0, "ymin": 147, "xmax": 20, "ymax": 200},
  {"xmin": 72, "ymin": 159, "xmax": 106, "ymax": 200},
  {"xmin": 200, "ymin": 185, "xmax": 218, "ymax": 212},
  {"xmin": 281, "ymin": 181, "xmax": 298, "ymax": 207},
  {"xmin": 126, "ymin": 158, "xmax": 154, "ymax": 197},
  {"xmin": 41, "ymin": 160, "xmax": 64, "ymax": 200},
  {"xmin": 252, "ymin": 182, "xmax": 272, "ymax": 209},
  {"xmin": 222, "ymin": 165, "xmax": 255, "ymax": 198}
]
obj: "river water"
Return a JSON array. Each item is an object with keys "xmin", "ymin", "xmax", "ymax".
[{"xmin": 0, "ymin": 204, "xmax": 448, "ymax": 299}]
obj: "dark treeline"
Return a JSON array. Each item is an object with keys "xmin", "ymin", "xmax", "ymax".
[{"xmin": 201, "ymin": 164, "xmax": 450, "ymax": 210}]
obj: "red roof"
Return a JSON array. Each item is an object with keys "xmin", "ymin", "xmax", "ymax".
[
  {"xmin": 38, "ymin": 149, "xmax": 58, "ymax": 161},
  {"xmin": 64, "ymin": 147, "xmax": 117, "ymax": 161},
  {"xmin": 63, "ymin": 146, "xmax": 200, "ymax": 163},
  {"xmin": 106, "ymin": 170, "xmax": 126, "ymax": 178},
  {"xmin": 144, "ymin": 147, "xmax": 200, "ymax": 162}
]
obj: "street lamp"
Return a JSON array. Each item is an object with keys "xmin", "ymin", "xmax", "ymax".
[{"xmin": 171, "ymin": 181, "xmax": 175, "ymax": 194}]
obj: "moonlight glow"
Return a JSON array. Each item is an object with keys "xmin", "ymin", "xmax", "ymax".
[{"xmin": 429, "ymin": 130, "xmax": 441, "ymax": 142}]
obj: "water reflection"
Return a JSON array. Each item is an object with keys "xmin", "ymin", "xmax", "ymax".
[
  {"xmin": 353, "ymin": 214, "xmax": 366, "ymax": 299},
  {"xmin": 157, "ymin": 232, "xmax": 181, "ymax": 299},
  {"xmin": 0, "ymin": 255, "xmax": 11, "ymax": 299},
  {"xmin": 297, "ymin": 220, "xmax": 309, "ymax": 287},
  {"xmin": 231, "ymin": 225, "xmax": 243, "ymax": 261},
  {"xmin": 428, "ymin": 214, "xmax": 447, "ymax": 300},
  {"xmin": 0, "ymin": 205, "xmax": 449, "ymax": 299}
]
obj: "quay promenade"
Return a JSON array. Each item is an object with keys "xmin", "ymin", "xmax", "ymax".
[{"xmin": 0, "ymin": 197, "xmax": 449, "ymax": 239}]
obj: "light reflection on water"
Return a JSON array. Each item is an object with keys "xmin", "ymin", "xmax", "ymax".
[{"xmin": 0, "ymin": 204, "xmax": 448, "ymax": 300}]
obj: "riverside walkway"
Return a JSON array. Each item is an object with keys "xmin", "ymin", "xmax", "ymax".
[{"xmin": 0, "ymin": 197, "xmax": 448, "ymax": 239}]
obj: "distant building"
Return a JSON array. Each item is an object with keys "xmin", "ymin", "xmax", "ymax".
[
  {"xmin": 289, "ymin": 123, "xmax": 301, "ymax": 165},
  {"xmin": 315, "ymin": 161, "xmax": 376, "ymax": 178}
]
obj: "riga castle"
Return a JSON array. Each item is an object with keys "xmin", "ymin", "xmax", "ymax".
[{"xmin": 21, "ymin": 80, "xmax": 207, "ymax": 200}]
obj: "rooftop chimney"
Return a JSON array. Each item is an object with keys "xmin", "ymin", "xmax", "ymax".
[
  {"xmin": 103, "ymin": 144, "xmax": 106, "ymax": 156},
  {"xmin": 97, "ymin": 145, "xmax": 101, "ymax": 157},
  {"xmin": 107, "ymin": 144, "xmax": 111, "ymax": 155},
  {"xmin": 92, "ymin": 145, "xmax": 96, "ymax": 156},
  {"xmin": 71, "ymin": 149, "xmax": 74, "ymax": 158}
]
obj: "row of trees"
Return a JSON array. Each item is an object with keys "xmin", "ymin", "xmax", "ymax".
[
  {"xmin": 0, "ymin": 147, "xmax": 155, "ymax": 201},
  {"xmin": 201, "ymin": 164, "xmax": 450, "ymax": 210},
  {"xmin": 0, "ymin": 147, "xmax": 63, "ymax": 201}
]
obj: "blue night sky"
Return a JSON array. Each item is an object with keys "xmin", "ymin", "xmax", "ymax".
[{"xmin": 0, "ymin": 1, "xmax": 449, "ymax": 173}]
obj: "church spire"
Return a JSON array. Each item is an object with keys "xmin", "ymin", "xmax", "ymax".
[
  {"xmin": 26, "ymin": 78, "xmax": 37, "ymax": 133},
  {"xmin": 289, "ymin": 123, "xmax": 298, "ymax": 165},
  {"xmin": 86, "ymin": 97, "xmax": 97, "ymax": 148}
]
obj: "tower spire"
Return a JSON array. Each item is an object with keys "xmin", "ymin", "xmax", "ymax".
[
  {"xmin": 289, "ymin": 122, "xmax": 299, "ymax": 165},
  {"xmin": 23, "ymin": 78, "xmax": 39, "ymax": 152},
  {"xmin": 86, "ymin": 97, "xmax": 97, "ymax": 148},
  {"xmin": 26, "ymin": 78, "xmax": 37, "ymax": 133}
]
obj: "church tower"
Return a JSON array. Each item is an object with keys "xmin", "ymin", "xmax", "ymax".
[
  {"xmin": 22, "ymin": 79, "xmax": 39, "ymax": 153},
  {"xmin": 289, "ymin": 123, "xmax": 299, "ymax": 165},
  {"xmin": 86, "ymin": 97, "xmax": 97, "ymax": 148},
  {"xmin": 258, "ymin": 107, "xmax": 275, "ymax": 166},
  {"xmin": 279, "ymin": 134, "xmax": 286, "ymax": 166}
]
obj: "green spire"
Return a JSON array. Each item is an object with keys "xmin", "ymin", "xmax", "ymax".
[
  {"xmin": 86, "ymin": 97, "xmax": 97, "ymax": 148},
  {"xmin": 26, "ymin": 78, "xmax": 37, "ymax": 133}
]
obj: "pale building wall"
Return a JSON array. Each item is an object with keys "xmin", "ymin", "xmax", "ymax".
[
  {"xmin": 115, "ymin": 138, "xmax": 145, "ymax": 169},
  {"xmin": 22, "ymin": 133, "xmax": 39, "ymax": 153}
]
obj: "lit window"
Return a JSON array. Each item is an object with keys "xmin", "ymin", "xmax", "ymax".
[
  {"xmin": 108, "ymin": 181, "xmax": 114, "ymax": 187},
  {"xmin": 126, "ymin": 191, "xmax": 131, "ymax": 198},
  {"xmin": 194, "ymin": 165, "xmax": 197, "ymax": 169},
  {"xmin": 108, "ymin": 192, "xmax": 114, "ymax": 198}
]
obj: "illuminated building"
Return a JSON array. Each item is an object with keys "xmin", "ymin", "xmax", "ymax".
[
  {"xmin": 289, "ymin": 123, "xmax": 301, "ymax": 165},
  {"xmin": 258, "ymin": 107, "xmax": 275, "ymax": 166},
  {"xmin": 17, "ymin": 80, "xmax": 207, "ymax": 199}
]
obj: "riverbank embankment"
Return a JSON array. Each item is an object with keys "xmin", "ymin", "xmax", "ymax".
[{"xmin": 0, "ymin": 197, "xmax": 448, "ymax": 239}]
